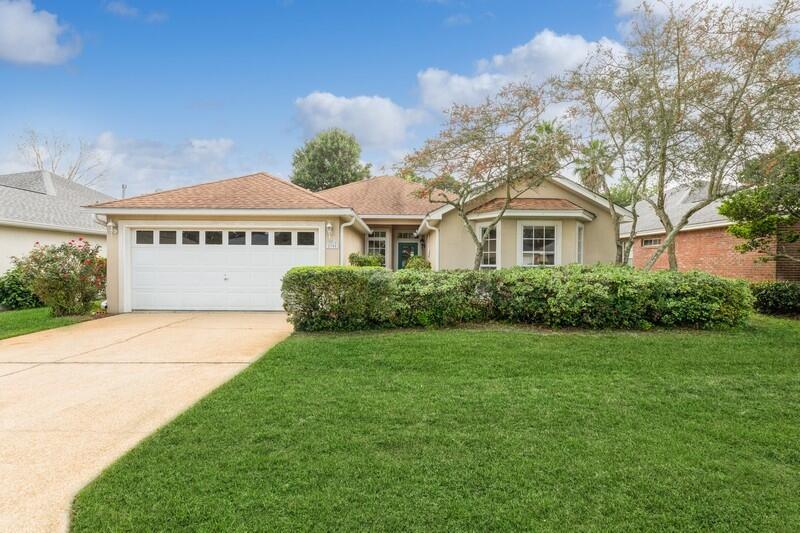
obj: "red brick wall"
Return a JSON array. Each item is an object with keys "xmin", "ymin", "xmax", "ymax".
[
  {"xmin": 630, "ymin": 226, "xmax": 777, "ymax": 281},
  {"xmin": 776, "ymin": 225, "xmax": 800, "ymax": 281}
]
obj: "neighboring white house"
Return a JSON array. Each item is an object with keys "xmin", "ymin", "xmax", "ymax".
[{"xmin": 0, "ymin": 171, "xmax": 113, "ymax": 273}]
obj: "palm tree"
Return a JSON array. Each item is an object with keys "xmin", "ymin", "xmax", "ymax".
[{"xmin": 574, "ymin": 139, "xmax": 614, "ymax": 192}]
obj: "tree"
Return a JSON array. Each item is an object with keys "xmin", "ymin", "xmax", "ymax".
[
  {"xmin": 17, "ymin": 129, "xmax": 106, "ymax": 185},
  {"xmin": 400, "ymin": 83, "xmax": 572, "ymax": 270},
  {"xmin": 719, "ymin": 147, "xmax": 800, "ymax": 263},
  {"xmin": 574, "ymin": 140, "xmax": 614, "ymax": 193},
  {"xmin": 558, "ymin": 0, "xmax": 800, "ymax": 270},
  {"xmin": 290, "ymin": 129, "xmax": 371, "ymax": 191}
]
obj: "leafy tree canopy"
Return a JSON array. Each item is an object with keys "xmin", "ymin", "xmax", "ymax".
[
  {"xmin": 719, "ymin": 147, "xmax": 800, "ymax": 263},
  {"xmin": 290, "ymin": 128, "xmax": 371, "ymax": 191}
]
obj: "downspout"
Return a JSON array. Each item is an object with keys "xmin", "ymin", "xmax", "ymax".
[
  {"xmin": 339, "ymin": 215, "xmax": 357, "ymax": 265},
  {"xmin": 416, "ymin": 218, "xmax": 440, "ymax": 271}
]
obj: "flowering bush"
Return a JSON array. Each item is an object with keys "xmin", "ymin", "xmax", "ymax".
[
  {"xmin": 14, "ymin": 238, "xmax": 106, "ymax": 316},
  {"xmin": 0, "ymin": 265, "xmax": 42, "ymax": 310}
]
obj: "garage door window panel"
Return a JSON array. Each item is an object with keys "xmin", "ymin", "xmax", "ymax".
[
  {"xmin": 159, "ymin": 231, "xmax": 177, "ymax": 245},
  {"xmin": 297, "ymin": 231, "xmax": 315, "ymax": 246},
  {"xmin": 205, "ymin": 231, "xmax": 223, "ymax": 245},
  {"xmin": 251, "ymin": 231, "xmax": 269, "ymax": 246},
  {"xmin": 182, "ymin": 231, "xmax": 200, "ymax": 245},
  {"xmin": 275, "ymin": 232, "xmax": 292, "ymax": 246},
  {"xmin": 228, "ymin": 231, "xmax": 246, "ymax": 245},
  {"xmin": 136, "ymin": 230, "xmax": 154, "ymax": 245}
]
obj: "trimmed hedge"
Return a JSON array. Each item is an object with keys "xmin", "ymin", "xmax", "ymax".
[
  {"xmin": 283, "ymin": 265, "xmax": 752, "ymax": 331},
  {"xmin": 348, "ymin": 253, "xmax": 384, "ymax": 267},
  {"xmin": 751, "ymin": 281, "xmax": 800, "ymax": 315}
]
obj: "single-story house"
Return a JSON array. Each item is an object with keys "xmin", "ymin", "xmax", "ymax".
[
  {"xmin": 90, "ymin": 172, "xmax": 629, "ymax": 313},
  {"xmin": 621, "ymin": 184, "xmax": 800, "ymax": 282},
  {"xmin": 1, "ymin": 170, "xmax": 113, "ymax": 273}
]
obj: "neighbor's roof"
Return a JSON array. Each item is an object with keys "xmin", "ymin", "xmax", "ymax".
[
  {"xmin": 317, "ymin": 175, "xmax": 443, "ymax": 216},
  {"xmin": 92, "ymin": 172, "xmax": 346, "ymax": 210},
  {"xmin": 471, "ymin": 197, "xmax": 586, "ymax": 213},
  {"xmin": 620, "ymin": 184, "xmax": 729, "ymax": 237},
  {"xmin": 0, "ymin": 170, "xmax": 114, "ymax": 234}
]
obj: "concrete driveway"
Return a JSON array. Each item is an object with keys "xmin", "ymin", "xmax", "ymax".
[{"xmin": 0, "ymin": 312, "xmax": 292, "ymax": 533}]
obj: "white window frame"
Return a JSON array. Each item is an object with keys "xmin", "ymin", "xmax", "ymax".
[
  {"xmin": 642, "ymin": 237, "xmax": 662, "ymax": 248},
  {"xmin": 576, "ymin": 222, "xmax": 584, "ymax": 264},
  {"xmin": 476, "ymin": 222, "xmax": 501, "ymax": 269},
  {"xmin": 365, "ymin": 229, "xmax": 388, "ymax": 266},
  {"xmin": 516, "ymin": 220, "xmax": 562, "ymax": 267}
]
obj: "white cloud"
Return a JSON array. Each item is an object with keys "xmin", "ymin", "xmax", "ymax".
[
  {"xmin": 294, "ymin": 91, "xmax": 426, "ymax": 149},
  {"xmin": 0, "ymin": 0, "xmax": 80, "ymax": 65},
  {"xmin": 417, "ymin": 29, "xmax": 624, "ymax": 111},
  {"xmin": 444, "ymin": 13, "xmax": 471, "ymax": 27},
  {"xmin": 92, "ymin": 132, "xmax": 241, "ymax": 196},
  {"xmin": 105, "ymin": 0, "xmax": 138, "ymax": 17},
  {"xmin": 105, "ymin": 1, "xmax": 168, "ymax": 23}
]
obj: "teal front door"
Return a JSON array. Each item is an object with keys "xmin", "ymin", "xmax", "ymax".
[{"xmin": 397, "ymin": 241, "xmax": 419, "ymax": 269}]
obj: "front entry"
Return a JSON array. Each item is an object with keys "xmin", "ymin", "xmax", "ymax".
[{"xmin": 396, "ymin": 241, "xmax": 419, "ymax": 269}]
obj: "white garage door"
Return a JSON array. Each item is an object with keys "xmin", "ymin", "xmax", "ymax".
[{"xmin": 130, "ymin": 228, "xmax": 321, "ymax": 311}]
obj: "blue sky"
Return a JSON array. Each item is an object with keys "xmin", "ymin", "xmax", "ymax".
[{"xmin": 1, "ymin": 0, "xmax": 635, "ymax": 197}]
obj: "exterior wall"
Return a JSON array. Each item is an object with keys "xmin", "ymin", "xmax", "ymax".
[
  {"xmin": 103, "ymin": 214, "xmax": 364, "ymax": 313},
  {"xmin": 630, "ymin": 226, "xmax": 778, "ymax": 281},
  {"xmin": 436, "ymin": 181, "xmax": 617, "ymax": 270},
  {"xmin": 776, "ymin": 225, "xmax": 800, "ymax": 281},
  {"xmin": 341, "ymin": 223, "xmax": 363, "ymax": 263},
  {"xmin": 0, "ymin": 225, "xmax": 106, "ymax": 273}
]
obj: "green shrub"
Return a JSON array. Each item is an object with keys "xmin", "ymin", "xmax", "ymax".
[
  {"xmin": 393, "ymin": 270, "xmax": 493, "ymax": 327},
  {"xmin": 348, "ymin": 253, "xmax": 384, "ymax": 267},
  {"xmin": 281, "ymin": 265, "xmax": 752, "ymax": 331},
  {"xmin": 282, "ymin": 266, "xmax": 393, "ymax": 331},
  {"xmin": 751, "ymin": 281, "xmax": 800, "ymax": 315},
  {"xmin": 404, "ymin": 255, "xmax": 431, "ymax": 270},
  {"xmin": 13, "ymin": 239, "xmax": 106, "ymax": 317},
  {"xmin": 0, "ymin": 265, "xmax": 42, "ymax": 310}
]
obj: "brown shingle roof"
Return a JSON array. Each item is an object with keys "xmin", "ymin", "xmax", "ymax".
[
  {"xmin": 317, "ymin": 175, "xmax": 442, "ymax": 216},
  {"xmin": 92, "ymin": 172, "xmax": 346, "ymax": 210},
  {"xmin": 471, "ymin": 197, "xmax": 584, "ymax": 213}
]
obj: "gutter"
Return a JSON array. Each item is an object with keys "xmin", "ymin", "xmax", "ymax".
[
  {"xmin": 339, "ymin": 215, "xmax": 357, "ymax": 265},
  {"xmin": 415, "ymin": 218, "xmax": 440, "ymax": 271}
]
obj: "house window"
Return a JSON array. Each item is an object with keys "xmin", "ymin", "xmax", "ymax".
[
  {"xmin": 275, "ymin": 232, "xmax": 292, "ymax": 246},
  {"xmin": 576, "ymin": 223, "xmax": 584, "ymax": 264},
  {"xmin": 135, "ymin": 230, "xmax": 153, "ymax": 245},
  {"xmin": 642, "ymin": 238, "xmax": 661, "ymax": 248},
  {"xmin": 480, "ymin": 225, "xmax": 497, "ymax": 269},
  {"xmin": 519, "ymin": 223, "xmax": 558, "ymax": 266},
  {"xmin": 367, "ymin": 230, "xmax": 387, "ymax": 266},
  {"xmin": 396, "ymin": 231, "xmax": 415, "ymax": 239}
]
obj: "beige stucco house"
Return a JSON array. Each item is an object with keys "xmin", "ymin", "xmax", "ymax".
[
  {"xmin": 1, "ymin": 171, "xmax": 112, "ymax": 273},
  {"xmin": 90, "ymin": 172, "xmax": 627, "ymax": 313}
]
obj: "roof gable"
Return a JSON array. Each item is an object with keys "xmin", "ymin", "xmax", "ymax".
[
  {"xmin": 93, "ymin": 172, "xmax": 345, "ymax": 210},
  {"xmin": 317, "ymin": 175, "xmax": 442, "ymax": 216}
]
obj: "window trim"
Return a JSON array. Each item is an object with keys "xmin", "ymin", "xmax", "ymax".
[
  {"xmin": 576, "ymin": 222, "xmax": 584, "ymax": 264},
  {"xmin": 516, "ymin": 220, "xmax": 562, "ymax": 267},
  {"xmin": 364, "ymin": 228, "xmax": 391, "ymax": 267},
  {"xmin": 476, "ymin": 221, "xmax": 501, "ymax": 269},
  {"xmin": 642, "ymin": 237, "xmax": 662, "ymax": 248}
]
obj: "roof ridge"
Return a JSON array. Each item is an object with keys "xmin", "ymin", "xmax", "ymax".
[
  {"xmin": 316, "ymin": 175, "xmax": 391, "ymax": 194},
  {"xmin": 257, "ymin": 172, "xmax": 349, "ymax": 209}
]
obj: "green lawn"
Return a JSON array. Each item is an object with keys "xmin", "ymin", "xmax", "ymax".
[
  {"xmin": 0, "ymin": 307, "xmax": 89, "ymax": 340},
  {"xmin": 71, "ymin": 316, "xmax": 800, "ymax": 531}
]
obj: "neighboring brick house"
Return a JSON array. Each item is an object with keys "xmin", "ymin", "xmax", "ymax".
[{"xmin": 620, "ymin": 185, "xmax": 799, "ymax": 281}]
